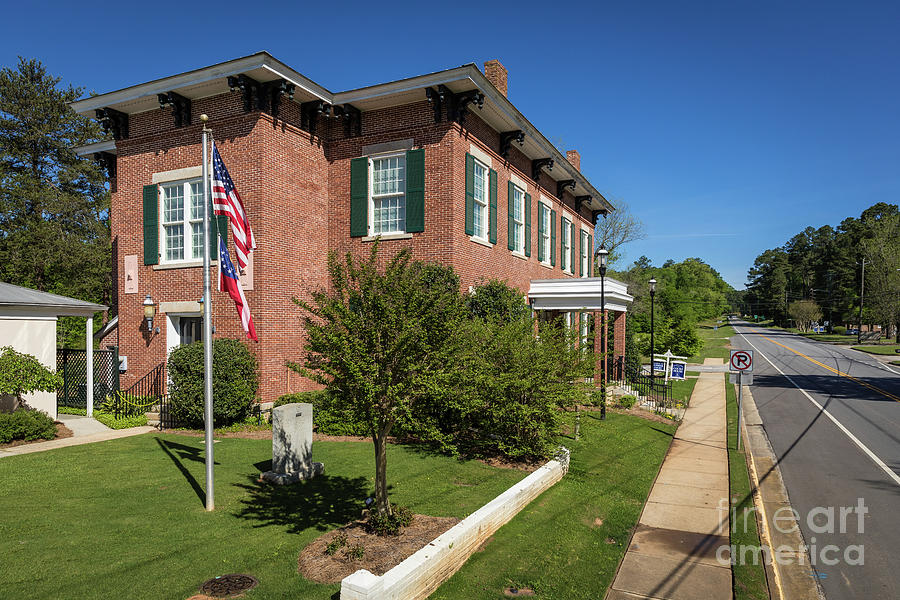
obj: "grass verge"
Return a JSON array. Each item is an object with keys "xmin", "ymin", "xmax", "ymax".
[
  {"xmin": 671, "ymin": 377, "xmax": 698, "ymax": 407},
  {"xmin": 689, "ymin": 319, "xmax": 735, "ymax": 363},
  {"xmin": 0, "ymin": 434, "xmax": 525, "ymax": 599},
  {"xmin": 851, "ymin": 344, "xmax": 900, "ymax": 355},
  {"xmin": 430, "ymin": 411, "xmax": 676, "ymax": 600},
  {"xmin": 726, "ymin": 382, "xmax": 769, "ymax": 600}
]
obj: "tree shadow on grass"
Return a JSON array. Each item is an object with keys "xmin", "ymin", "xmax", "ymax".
[{"xmin": 233, "ymin": 473, "xmax": 369, "ymax": 534}]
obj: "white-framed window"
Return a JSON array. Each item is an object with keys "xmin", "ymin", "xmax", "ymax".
[
  {"xmin": 540, "ymin": 203, "xmax": 551, "ymax": 263},
  {"xmin": 581, "ymin": 230, "xmax": 590, "ymax": 277},
  {"xmin": 160, "ymin": 179, "xmax": 204, "ymax": 263},
  {"xmin": 562, "ymin": 218, "xmax": 572, "ymax": 273},
  {"xmin": 472, "ymin": 158, "xmax": 489, "ymax": 240},
  {"xmin": 370, "ymin": 153, "xmax": 406, "ymax": 235},
  {"xmin": 511, "ymin": 184, "xmax": 525, "ymax": 254}
]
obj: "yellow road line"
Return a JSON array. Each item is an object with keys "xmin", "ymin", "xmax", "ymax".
[{"xmin": 759, "ymin": 335, "xmax": 900, "ymax": 403}]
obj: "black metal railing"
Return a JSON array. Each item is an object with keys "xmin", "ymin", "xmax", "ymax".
[
  {"xmin": 623, "ymin": 364, "xmax": 673, "ymax": 415},
  {"xmin": 57, "ymin": 347, "xmax": 120, "ymax": 410},
  {"xmin": 109, "ymin": 362, "xmax": 169, "ymax": 425}
]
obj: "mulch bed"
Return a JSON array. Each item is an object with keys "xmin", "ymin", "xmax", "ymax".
[
  {"xmin": 298, "ymin": 514, "xmax": 460, "ymax": 583},
  {"xmin": 0, "ymin": 422, "xmax": 73, "ymax": 449}
]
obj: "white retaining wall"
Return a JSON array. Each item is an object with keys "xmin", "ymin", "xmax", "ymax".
[{"xmin": 340, "ymin": 448, "xmax": 570, "ymax": 600}]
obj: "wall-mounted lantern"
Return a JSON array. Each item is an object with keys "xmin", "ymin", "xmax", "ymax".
[{"xmin": 143, "ymin": 294, "xmax": 159, "ymax": 334}]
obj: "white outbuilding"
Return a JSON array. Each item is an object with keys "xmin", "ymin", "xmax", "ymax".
[{"xmin": 0, "ymin": 281, "xmax": 107, "ymax": 419}]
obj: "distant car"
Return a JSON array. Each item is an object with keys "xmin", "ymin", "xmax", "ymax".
[{"xmin": 846, "ymin": 329, "xmax": 858, "ymax": 335}]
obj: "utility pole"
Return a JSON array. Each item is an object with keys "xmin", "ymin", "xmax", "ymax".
[{"xmin": 857, "ymin": 258, "xmax": 866, "ymax": 345}]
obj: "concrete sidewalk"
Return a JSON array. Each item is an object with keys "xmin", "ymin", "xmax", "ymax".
[
  {"xmin": 0, "ymin": 424, "xmax": 154, "ymax": 458},
  {"xmin": 56, "ymin": 413, "xmax": 112, "ymax": 436},
  {"xmin": 607, "ymin": 359, "xmax": 732, "ymax": 600}
]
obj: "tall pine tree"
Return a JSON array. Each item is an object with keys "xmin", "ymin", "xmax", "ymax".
[{"xmin": 0, "ymin": 57, "xmax": 110, "ymax": 347}]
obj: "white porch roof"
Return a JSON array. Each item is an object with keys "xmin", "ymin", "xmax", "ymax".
[{"xmin": 527, "ymin": 277, "xmax": 633, "ymax": 313}]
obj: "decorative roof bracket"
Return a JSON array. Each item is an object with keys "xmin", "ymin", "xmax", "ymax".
[
  {"xmin": 157, "ymin": 91, "xmax": 192, "ymax": 128},
  {"xmin": 95, "ymin": 107, "xmax": 129, "ymax": 140},
  {"xmin": 499, "ymin": 130, "xmax": 525, "ymax": 159},
  {"xmin": 442, "ymin": 85, "xmax": 484, "ymax": 126},
  {"xmin": 575, "ymin": 195, "xmax": 592, "ymax": 212},
  {"xmin": 532, "ymin": 157, "xmax": 553, "ymax": 182},
  {"xmin": 300, "ymin": 100, "xmax": 331, "ymax": 136},
  {"xmin": 263, "ymin": 80, "xmax": 295, "ymax": 121},
  {"xmin": 227, "ymin": 74, "xmax": 264, "ymax": 112},
  {"xmin": 556, "ymin": 179, "xmax": 576, "ymax": 199},
  {"xmin": 93, "ymin": 152, "xmax": 116, "ymax": 178},
  {"xmin": 425, "ymin": 86, "xmax": 449, "ymax": 123},
  {"xmin": 332, "ymin": 104, "xmax": 362, "ymax": 137}
]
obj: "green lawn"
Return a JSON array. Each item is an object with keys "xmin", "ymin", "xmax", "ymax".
[
  {"xmin": 852, "ymin": 344, "xmax": 900, "ymax": 356},
  {"xmin": 670, "ymin": 377, "xmax": 698, "ymax": 407},
  {"xmin": 431, "ymin": 412, "xmax": 676, "ymax": 600},
  {"xmin": 0, "ymin": 434, "xmax": 525, "ymax": 599},
  {"xmin": 689, "ymin": 320, "xmax": 735, "ymax": 363},
  {"xmin": 726, "ymin": 383, "xmax": 769, "ymax": 600}
]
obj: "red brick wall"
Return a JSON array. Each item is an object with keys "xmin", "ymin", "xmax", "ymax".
[{"xmin": 111, "ymin": 92, "xmax": 600, "ymax": 401}]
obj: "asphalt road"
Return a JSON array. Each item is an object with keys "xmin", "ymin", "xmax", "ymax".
[{"xmin": 729, "ymin": 319, "xmax": 900, "ymax": 600}]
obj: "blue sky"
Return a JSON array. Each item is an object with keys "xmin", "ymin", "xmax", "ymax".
[{"xmin": 3, "ymin": 1, "xmax": 897, "ymax": 288}]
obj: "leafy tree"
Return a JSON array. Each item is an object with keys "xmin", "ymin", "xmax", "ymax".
[
  {"xmin": 0, "ymin": 346, "xmax": 61, "ymax": 411},
  {"xmin": 594, "ymin": 199, "xmax": 646, "ymax": 268},
  {"xmin": 788, "ymin": 300, "xmax": 823, "ymax": 332},
  {"xmin": 0, "ymin": 58, "xmax": 110, "ymax": 347},
  {"xmin": 290, "ymin": 245, "xmax": 464, "ymax": 517},
  {"xmin": 465, "ymin": 278, "xmax": 530, "ymax": 322}
]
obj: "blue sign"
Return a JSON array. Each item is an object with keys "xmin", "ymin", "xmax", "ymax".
[
  {"xmin": 652, "ymin": 360, "xmax": 666, "ymax": 372},
  {"xmin": 670, "ymin": 361, "xmax": 686, "ymax": 380}
]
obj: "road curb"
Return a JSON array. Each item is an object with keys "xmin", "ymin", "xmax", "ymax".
[{"xmin": 740, "ymin": 384, "xmax": 825, "ymax": 600}]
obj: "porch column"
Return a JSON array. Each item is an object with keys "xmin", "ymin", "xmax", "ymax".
[
  {"xmin": 86, "ymin": 317, "xmax": 93, "ymax": 417},
  {"xmin": 614, "ymin": 311, "xmax": 627, "ymax": 379}
]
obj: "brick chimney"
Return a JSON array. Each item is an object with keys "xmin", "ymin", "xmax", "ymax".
[
  {"xmin": 566, "ymin": 149, "xmax": 581, "ymax": 171},
  {"xmin": 484, "ymin": 60, "xmax": 508, "ymax": 97}
]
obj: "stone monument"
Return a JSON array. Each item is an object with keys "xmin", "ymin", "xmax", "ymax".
[{"xmin": 260, "ymin": 402, "xmax": 324, "ymax": 485}]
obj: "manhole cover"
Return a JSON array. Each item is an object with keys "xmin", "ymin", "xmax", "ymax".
[{"xmin": 200, "ymin": 574, "xmax": 258, "ymax": 597}]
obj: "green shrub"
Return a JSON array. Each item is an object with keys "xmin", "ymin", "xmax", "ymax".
[
  {"xmin": 0, "ymin": 408, "xmax": 56, "ymax": 444},
  {"xmin": 588, "ymin": 389, "xmax": 605, "ymax": 407},
  {"xmin": 833, "ymin": 326, "xmax": 846, "ymax": 335},
  {"xmin": 0, "ymin": 346, "xmax": 62, "ymax": 410},
  {"xmin": 276, "ymin": 390, "xmax": 368, "ymax": 436},
  {"xmin": 167, "ymin": 339, "xmax": 258, "ymax": 428},
  {"xmin": 94, "ymin": 411, "xmax": 147, "ymax": 430},
  {"xmin": 366, "ymin": 504, "xmax": 413, "ymax": 536},
  {"xmin": 346, "ymin": 543, "xmax": 365, "ymax": 560},
  {"xmin": 618, "ymin": 395, "xmax": 637, "ymax": 409}
]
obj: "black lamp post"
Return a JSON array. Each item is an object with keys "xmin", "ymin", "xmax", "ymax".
[
  {"xmin": 598, "ymin": 245, "xmax": 608, "ymax": 420},
  {"xmin": 649, "ymin": 278, "xmax": 657, "ymax": 369}
]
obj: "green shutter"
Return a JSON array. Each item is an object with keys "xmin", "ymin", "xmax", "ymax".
[
  {"xmin": 578, "ymin": 229, "xmax": 583, "ymax": 277},
  {"xmin": 212, "ymin": 213, "xmax": 229, "ymax": 259},
  {"xmin": 588, "ymin": 232, "xmax": 593, "ymax": 276},
  {"xmin": 405, "ymin": 149, "xmax": 425, "ymax": 233},
  {"xmin": 550, "ymin": 209, "xmax": 557, "ymax": 266},
  {"xmin": 507, "ymin": 181, "xmax": 516, "ymax": 251},
  {"xmin": 537, "ymin": 203, "xmax": 545, "ymax": 262},
  {"xmin": 524, "ymin": 192, "xmax": 532, "ymax": 257},
  {"xmin": 560, "ymin": 217, "xmax": 567, "ymax": 271},
  {"xmin": 571, "ymin": 224, "xmax": 577, "ymax": 275},
  {"xmin": 465, "ymin": 153, "xmax": 475, "ymax": 236},
  {"xmin": 143, "ymin": 184, "xmax": 159, "ymax": 265},
  {"xmin": 350, "ymin": 157, "xmax": 368, "ymax": 237},
  {"xmin": 488, "ymin": 168, "xmax": 497, "ymax": 245}
]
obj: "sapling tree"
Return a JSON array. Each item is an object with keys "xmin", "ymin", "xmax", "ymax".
[
  {"xmin": 290, "ymin": 245, "xmax": 464, "ymax": 517},
  {"xmin": 0, "ymin": 346, "xmax": 62, "ymax": 411}
]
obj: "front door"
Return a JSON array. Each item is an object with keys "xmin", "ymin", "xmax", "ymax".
[{"xmin": 179, "ymin": 317, "xmax": 202, "ymax": 345}]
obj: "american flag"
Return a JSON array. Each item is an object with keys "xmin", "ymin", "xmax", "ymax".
[
  {"xmin": 212, "ymin": 143, "xmax": 256, "ymax": 270},
  {"xmin": 218, "ymin": 238, "xmax": 257, "ymax": 341}
]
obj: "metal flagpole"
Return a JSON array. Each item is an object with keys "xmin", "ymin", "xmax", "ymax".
[{"xmin": 201, "ymin": 114, "xmax": 215, "ymax": 511}]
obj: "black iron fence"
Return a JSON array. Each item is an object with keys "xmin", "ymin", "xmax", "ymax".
[
  {"xmin": 108, "ymin": 362, "xmax": 171, "ymax": 426},
  {"xmin": 57, "ymin": 348, "xmax": 120, "ymax": 410},
  {"xmin": 623, "ymin": 364, "xmax": 673, "ymax": 414}
]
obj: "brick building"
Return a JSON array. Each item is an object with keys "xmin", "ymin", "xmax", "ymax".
[{"xmin": 73, "ymin": 52, "xmax": 633, "ymax": 401}]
